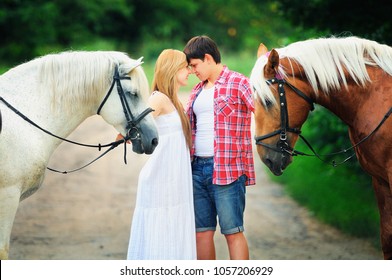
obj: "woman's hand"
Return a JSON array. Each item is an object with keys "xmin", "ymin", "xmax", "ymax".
[{"xmin": 115, "ymin": 133, "xmax": 131, "ymax": 144}]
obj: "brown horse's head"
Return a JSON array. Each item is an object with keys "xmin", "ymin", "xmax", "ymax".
[{"xmin": 250, "ymin": 43, "xmax": 314, "ymax": 175}]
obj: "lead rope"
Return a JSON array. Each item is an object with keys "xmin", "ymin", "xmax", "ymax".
[
  {"xmin": 47, "ymin": 142, "xmax": 123, "ymax": 174},
  {"xmin": 0, "ymin": 96, "xmax": 131, "ymax": 174},
  {"xmin": 0, "ymin": 96, "xmax": 122, "ymax": 150},
  {"xmin": 292, "ymin": 107, "xmax": 392, "ymax": 167}
]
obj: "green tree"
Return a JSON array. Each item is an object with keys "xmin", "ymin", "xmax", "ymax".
[
  {"xmin": 0, "ymin": 0, "xmax": 317, "ymax": 64},
  {"xmin": 275, "ymin": 0, "xmax": 392, "ymax": 44},
  {"xmin": 0, "ymin": 0, "xmax": 133, "ymax": 63},
  {"xmin": 0, "ymin": 0, "xmax": 58, "ymax": 62}
]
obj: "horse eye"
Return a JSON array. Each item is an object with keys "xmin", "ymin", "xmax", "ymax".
[
  {"xmin": 265, "ymin": 98, "xmax": 273, "ymax": 108},
  {"xmin": 126, "ymin": 90, "xmax": 137, "ymax": 96}
]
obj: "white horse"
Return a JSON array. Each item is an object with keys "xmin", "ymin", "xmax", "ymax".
[{"xmin": 0, "ymin": 51, "xmax": 159, "ymax": 259}]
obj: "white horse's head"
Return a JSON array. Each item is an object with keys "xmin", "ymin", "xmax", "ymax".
[
  {"xmin": 96, "ymin": 55, "xmax": 159, "ymax": 154},
  {"xmin": 38, "ymin": 51, "xmax": 159, "ymax": 154}
]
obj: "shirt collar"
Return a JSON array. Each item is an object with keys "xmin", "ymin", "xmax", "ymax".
[
  {"xmin": 215, "ymin": 65, "xmax": 229, "ymax": 85},
  {"xmin": 193, "ymin": 65, "xmax": 229, "ymax": 91}
]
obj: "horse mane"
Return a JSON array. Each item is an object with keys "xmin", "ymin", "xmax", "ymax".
[
  {"xmin": 250, "ymin": 36, "xmax": 392, "ymax": 106},
  {"xmin": 35, "ymin": 51, "xmax": 146, "ymax": 113}
]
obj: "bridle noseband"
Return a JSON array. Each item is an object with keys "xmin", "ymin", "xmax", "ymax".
[
  {"xmin": 254, "ymin": 77, "xmax": 314, "ymax": 156},
  {"xmin": 97, "ymin": 66, "xmax": 154, "ymax": 142}
]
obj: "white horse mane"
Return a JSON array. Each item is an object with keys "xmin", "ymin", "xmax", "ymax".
[
  {"xmin": 250, "ymin": 36, "xmax": 392, "ymax": 106},
  {"xmin": 33, "ymin": 51, "xmax": 147, "ymax": 113}
]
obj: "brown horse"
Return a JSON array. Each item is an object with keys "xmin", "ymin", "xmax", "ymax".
[{"xmin": 249, "ymin": 36, "xmax": 392, "ymax": 259}]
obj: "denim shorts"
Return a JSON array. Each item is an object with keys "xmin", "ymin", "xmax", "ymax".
[{"xmin": 191, "ymin": 156, "xmax": 247, "ymax": 235}]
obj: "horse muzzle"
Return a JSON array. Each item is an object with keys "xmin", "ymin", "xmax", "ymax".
[
  {"xmin": 126, "ymin": 126, "xmax": 158, "ymax": 155},
  {"xmin": 258, "ymin": 139, "xmax": 293, "ymax": 176}
]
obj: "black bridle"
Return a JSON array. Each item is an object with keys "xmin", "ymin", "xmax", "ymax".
[
  {"xmin": 0, "ymin": 65, "xmax": 154, "ymax": 173},
  {"xmin": 254, "ymin": 77, "xmax": 314, "ymax": 156},
  {"xmin": 97, "ymin": 66, "xmax": 154, "ymax": 139},
  {"xmin": 254, "ymin": 77, "xmax": 392, "ymax": 166}
]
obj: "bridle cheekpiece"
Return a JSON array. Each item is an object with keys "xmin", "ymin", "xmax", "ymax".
[
  {"xmin": 254, "ymin": 76, "xmax": 314, "ymax": 156},
  {"xmin": 97, "ymin": 65, "xmax": 154, "ymax": 143}
]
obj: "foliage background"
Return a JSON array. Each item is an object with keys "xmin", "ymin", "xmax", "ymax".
[{"xmin": 1, "ymin": 0, "xmax": 391, "ymax": 247}]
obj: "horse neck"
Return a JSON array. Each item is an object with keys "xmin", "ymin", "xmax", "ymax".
[
  {"xmin": 2, "ymin": 66, "xmax": 95, "ymax": 139},
  {"xmin": 48, "ymin": 110, "xmax": 93, "ymax": 137},
  {"xmin": 313, "ymin": 84, "xmax": 368, "ymax": 128}
]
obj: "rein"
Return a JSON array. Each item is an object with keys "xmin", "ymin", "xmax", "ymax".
[
  {"xmin": 297, "ymin": 107, "xmax": 392, "ymax": 167},
  {"xmin": 0, "ymin": 65, "xmax": 154, "ymax": 174},
  {"xmin": 254, "ymin": 77, "xmax": 392, "ymax": 167}
]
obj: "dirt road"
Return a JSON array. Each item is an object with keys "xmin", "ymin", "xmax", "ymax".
[{"xmin": 9, "ymin": 115, "xmax": 383, "ymax": 260}]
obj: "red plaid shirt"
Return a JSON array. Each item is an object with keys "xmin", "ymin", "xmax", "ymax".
[{"xmin": 186, "ymin": 66, "xmax": 256, "ymax": 186}]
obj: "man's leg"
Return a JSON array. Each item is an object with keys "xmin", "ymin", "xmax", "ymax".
[
  {"xmin": 215, "ymin": 175, "xmax": 248, "ymax": 260},
  {"xmin": 225, "ymin": 232, "xmax": 249, "ymax": 260},
  {"xmin": 196, "ymin": 230, "xmax": 216, "ymax": 260}
]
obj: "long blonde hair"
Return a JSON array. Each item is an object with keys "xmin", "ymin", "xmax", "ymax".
[{"xmin": 152, "ymin": 49, "xmax": 192, "ymax": 148}]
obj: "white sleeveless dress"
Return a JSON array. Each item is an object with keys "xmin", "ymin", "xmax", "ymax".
[{"xmin": 127, "ymin": 110, "xmax": 196, "ymax": 260}]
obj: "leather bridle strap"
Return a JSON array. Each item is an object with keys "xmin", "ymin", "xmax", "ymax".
[
  {"xmin": 0, "ymin": 95, "xmax": 121, "ymax": 149},
  {"xmin": 97, "ymin": 66, "xmax": 154, "ymax": 139},
  {"xmin": 254, "ymin": 78, "xmax": 312, "ymax": 149}
]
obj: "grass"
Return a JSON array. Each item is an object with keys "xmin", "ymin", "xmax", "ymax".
[{"xmin": 271, "ymin": 144, "xmax": 381, "ymax": 248}]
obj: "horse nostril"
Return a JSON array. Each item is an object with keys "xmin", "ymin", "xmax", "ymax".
[
  {"xmin": 152, "ymin": 138, "xmax": 158, "ymax": 147},
  {"xmin": 265, "ymin": 158, "xmax": 273, "ymax": 169}
]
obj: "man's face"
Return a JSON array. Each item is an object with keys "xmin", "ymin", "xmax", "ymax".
[{"xmin": 188, "ymin": 57, "xmax": 210, "ymax": 82}]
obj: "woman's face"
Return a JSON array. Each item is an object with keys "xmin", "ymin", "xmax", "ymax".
[{"xmin": 177, "ymin": 64, "xmax": 191, "ymax": 87}]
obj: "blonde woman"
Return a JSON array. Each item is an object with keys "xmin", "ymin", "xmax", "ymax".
[{"xmin": 125, "ymin": 49, "xmax": 196, "ymax": 259}]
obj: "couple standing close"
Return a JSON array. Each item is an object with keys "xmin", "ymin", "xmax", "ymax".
[{"xmin": 124, "ymin": 36, "xmax": 255, "ymax": 260}]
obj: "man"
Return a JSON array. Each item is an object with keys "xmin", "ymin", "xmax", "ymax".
[{"xmin": 184, "ymin": 35, "xmax": 255, "ymax": 260}]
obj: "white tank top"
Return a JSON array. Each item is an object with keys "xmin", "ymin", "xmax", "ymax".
[{"xmin": 193, "ymin": 86, "xmax": 214, "ymax": 156}]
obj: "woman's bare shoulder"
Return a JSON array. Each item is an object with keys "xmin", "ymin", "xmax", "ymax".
[{"xmin": 148, "ymin": 91, "xmax": 174, "ymax": 116}]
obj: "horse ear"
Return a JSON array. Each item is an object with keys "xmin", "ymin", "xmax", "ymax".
[
  {"xmin": 129, "ymin": 57, "xmax": 144, "ymax": 72},
  {"xmin": 265, "ymin": 49, "xmax": 279, "ymax": 76},
  {"xmin": 121, "ymin": 57, "xmax": 144, "ymax": 75},
  {"xmin": 257, "ymin": 43, "xmax": 268, "ymax": 58}
]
